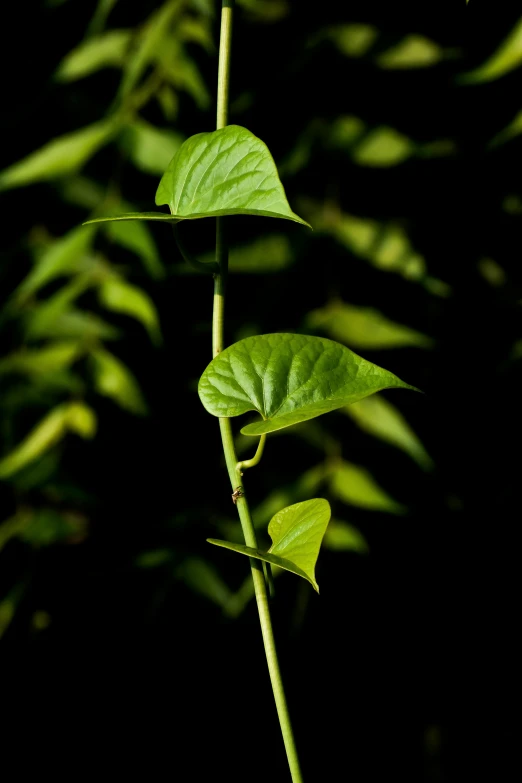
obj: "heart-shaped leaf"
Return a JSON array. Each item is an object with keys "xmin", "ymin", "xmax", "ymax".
[
  {"xmin": 198, "ymin": 333, "xmax": 418, "ymax": 436},
  {"xmin": 155, "ymin": 125, "xmax": 310, "ymax": 225},
  {"xmin": 208, "ymin": 498, "xmax": 331, "ymax": 592}
]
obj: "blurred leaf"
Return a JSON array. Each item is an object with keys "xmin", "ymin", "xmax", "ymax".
[
  {"xmin": 159, "ymin": 42, "xmax": 211, "ymax": 109},
  {"xmin": 199, "ymin": 333, "xmax": 418, "ymax": 437},
  {"xmin": 155, "ymin": 125, "xmax": 310, "ymax": 226},
  {"xmin": 91, "ymin": 348, "xmax": 148, "ymax": 414},
  {"xmin": 24, "ymin": 273, "xmax": 99, "ymax": 339},
  {"xmin": 0, "ymin": 402, "xmax": 96, "ymax": 479},
  {"xmin": 377, "ymin": 35, "xmax": 443, "ymax": 69},
  {"xmin": 0, "ymin": 585, "xmax": 25, "ymax": 640},
  {"xmin": 156, "ymin": 85, "xmax": 179, "ymax": 120},
  {"xmin": 196, "ymin": 234, "xmax": 292, "ymax": 274},
  {"xmin": 459, "ymin": 16, "xmax": 522, "ymax": 83},
  {"xmin": 121, "ymin": 120, "xmax": 184, "ymax": 176},
  {"xmin": 136, "ymin": 549, "xmax": 173, "ymax": 568},
  {"xmin": 14, "ymin": 226, "xmax": 95, "ymax": 302},
  {"xmin": 307, "ymin": 300, "xmax": 433, "ymax": 350},
  {"xmin": 27, "ymin": 308, "xmax": 120, "ymax": 342},
  {"xmin": 330, "ymin": 460, "xmax": 406, "ymax": 514},
  {"xmin": 0, "ymin": 342, "xmax": 82, "ymax": 378},
  {"xmin": 237, "ymin": 0, "xmax": 289, "ymax": 22},
  {"xmin": 221, "ymin": 575, "xmax": 257, "ymax": 619},
  {"xmin": 178, "ymin": 15, "xmax": 214, "ymax": 52},
  {"xmin": 20, "ymin": 509, "xmax": 87, "ymax": 547},
  {"xmin": 329, "ymin": 23, "xmax": 378, "ymax": 57},
  {"xmin": 208, "ymin": 498, "xmax": 331, "ymax": 592},
  {"xmin": 104, "ymin": 219, "xmax": 164, "ymax": 279},
  {"xmin": 118, "ymin": 0, "xmax": 183, "ymax": 101},
  {"xmin": 489, "ymin": 109, "xmax": 522, "ymax": 147},
  {"xmin": 63, "ymin": 401, "xmax": 97, "ymax": 438},
  {"xmin": 177, "ymin": 558, "xmax": 234, "ymax": 610},
  {"xmin": 98, "ymin": 277, "xmax": 161, "ymax": 344},
  {"xmin": 327, "ymin": 115, "xmax": 365, "ymax": 149},
  {"xmin": 308, "ymin": 205, "xmax": 434, "ymax": 284},
  {"xmin": 0, "ymin": 120, "xmax": 117, "ymax": 191},
  {"xmin": 343, "ymin": 394, "xmax": 434, "ymax": 469},
  {"xmin": 0, "ymin": 511, "xmax": 32, "ymax": 553},
  {"xmin": 353, "ymin": 127, "xmax": 414, "ymax": 167},
  {"xmin": 55, "ymin": 29, "xmax": 131, "ymax": 82},
  {"xmin": 323, "ymin": 520, "xmax": 369, "ymax": 554},
  {"xmin": 477, "ymin": 258, "xmax": 506, "ymax": 287},
  {"xmin": 60, "ymin": 175, "xmax": 106, "ymax": 210},
  {"xmin": 86, "ymin": 0, "xmax": 120, "ymax": 37}
]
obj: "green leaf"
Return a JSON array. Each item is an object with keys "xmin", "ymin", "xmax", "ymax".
[
  {"xmin": 121, "ymin": 120, "xmax": 184, "ymax": 176},
  {"xmin": 155, "ymin": 125, "xmax": 310, "ymax": 226},
  {"xmin": 458, "ymin": 16, "xmax": 522, "ymax": 83},
  {"xmin": 117, "ymin": 0, "xmax": 183, "ymax": 101},
  {"xmin": 91, "ymin": 348, "xmax": 148, "ymax": 414},
  {"xmin": 103, "ymin": 219, "xmax": 164, "ymax": 279},
  {"xmin": 307, "ymin": 301, "xmax": 433, "ymax": 349},
  {"xmin": 330, "ymin": 460, "xmax": 405, "ymax": 514},
  {"xmin": 343, "ymin": 393, "xmax": 433, "ymax": 469},
  {"xmin": 55, "ymin": 29, "xmax": 131, "ymax": 82},
  {"xmin": 27, "ymin": 308, "xmax": 120, "ymax": 342},
  {"xmin": 377, "ymin": 35, "xmax": 444, "ymax": 69},
  {"xmin": 177, "ymin": 558, "xmax": 235, "ymax": 610},
  {"xmin": 0, "ymin": 120, "xmax": 117, "ymax": 191},
  {"xmin": 330, "ymin": 24, "xmax": 378, "ymax": 58},
  {"xmin": 0, "ymin": 402, "xmax": 96, "ymax": 480},
  {"xmin": 353, "ymin": 127, "xmax": 415, "ymax": 167},
  {"xmin": 98, "ymin": 278, "xmax": 161, "ymax": 344},
  {"xmin": 208, "ymin": 498, "xmax": 331, "ymax": 592},
  {"xmin": 323, "ymin": 520, "xmax": 369, "ymax": 554},
  {"xmin": 0, "ymin": 342, "xmax": 82, "ymax": 378},
  {"xmin": 14, "ymin": 225, "xmax": 95, "ymax": 302},
  {"xmin": 198, "ymin": 333, "xmax": 418, "ymax": 436}
]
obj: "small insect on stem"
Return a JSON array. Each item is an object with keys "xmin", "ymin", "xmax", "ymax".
[{"xmin": 231, "ymin": 486, "xmax": 244, "ymax": 505}]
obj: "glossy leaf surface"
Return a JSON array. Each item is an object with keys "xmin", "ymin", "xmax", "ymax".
[
  {"xmin": 155, "ymin": 125, "xmax": 310, "ymax": 225},
  {"xmin": 198, "ymin": 333, "xmax": 417, "ymax": 436},
  {"xmin": 208, "ymin": 498, "xmax": 331, "ymax": 592}
]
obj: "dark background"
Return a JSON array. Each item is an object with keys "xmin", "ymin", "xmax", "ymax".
[{"xmin": 0, "ymin": 2, "xmax": 519, "ymax": 780}]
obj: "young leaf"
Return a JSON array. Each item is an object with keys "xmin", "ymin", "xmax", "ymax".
[
  {"xmin": 208, "ymin": 498, "xmax": 331, "ymax": 592},
  {"xmin": 198, "ymin": 333, "xmax": 418, "ymax": 436},
  {"xmin": 155, "ymin": 125, "xmax": 310, "ymax": 225}
]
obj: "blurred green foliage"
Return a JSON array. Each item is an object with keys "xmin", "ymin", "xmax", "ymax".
[{"xmin": 1, "ymin": 2, "xmax": 521, "ymax": 780}]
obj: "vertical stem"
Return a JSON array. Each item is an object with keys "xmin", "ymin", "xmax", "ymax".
[{"xmin": 212, "ymin": 3, "xmax": 304, "ymax": 781}]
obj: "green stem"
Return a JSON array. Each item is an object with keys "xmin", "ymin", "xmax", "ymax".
[
  {"xmin": 237, "ymin": 434, "xmax": 266, "ymax": 472},
  {"xmin": 212, "ymin": 4, "xmax": 303, "ymax": 782}
]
